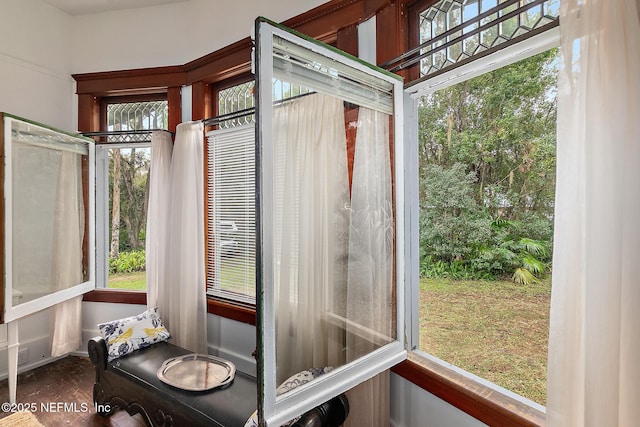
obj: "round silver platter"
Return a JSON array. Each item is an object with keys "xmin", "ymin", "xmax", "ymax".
[{"xmin": 157, "ymin": 353, "xmax": 236, "ymax": 391}]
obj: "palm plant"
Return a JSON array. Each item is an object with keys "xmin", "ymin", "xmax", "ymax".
[
  {"xmin": 489, "ymin": 219, "xmax": 550, "ymax": 285},
  {"xmin": 510, "ymin": 237, "xmax": 548, "ymax": 284}
]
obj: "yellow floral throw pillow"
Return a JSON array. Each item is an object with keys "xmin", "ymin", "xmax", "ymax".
[{"xmin": 98, "ymin": 307, "xmax": 171, "ymax": 361}]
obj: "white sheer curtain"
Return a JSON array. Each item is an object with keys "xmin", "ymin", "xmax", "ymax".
[
  {"xmin": 50, "ymin": 151, "xmax": 84, "ymax": 357},
  {"xmin": 273, "ymin": 93, "xmax": 351, "ymax": 384},
  {"xmin": 146, "ymin": 131, "xmax": 173, "ymax": 309},
  {"xmin": 272, "ymin": 98, "xmax": 393, "ymax": 423},
  {"xmin": 344, "ymin": 107, "xmax": 392, "ymax": 427},
  {"xmin": 547, "ymin": 0, "xmax": 640, "ymax": 425},
  {"xmin": 161, "ymin": 121, "xmax": 207, "ymax": 354}
]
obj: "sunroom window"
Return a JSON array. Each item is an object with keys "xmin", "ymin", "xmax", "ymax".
[
  {"xmin": 95, "ymin": 100, "xmax": 168, "ymax": 291},
  {"xmin": 400, "ymin": 0, "xmax": 560, "ymax": 411},
  {"xmin": 416, "ymin": 47, "xmax": 558, "ymax": 405},
  {"xmin": 206, "ymin": 81, "xmax": 314, "ymax": 305},
  {"xmin": 254, "ymin": 18, "xmax": 405, "ymax": 426}
]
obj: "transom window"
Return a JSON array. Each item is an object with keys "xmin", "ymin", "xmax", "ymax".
[
  {"xmin": 387, "ymin": 0, "xmax": 559, "ymax": 86},
  {"xmin": 218, "ymin": 82, "xmax": 255, "ymax": 128}
]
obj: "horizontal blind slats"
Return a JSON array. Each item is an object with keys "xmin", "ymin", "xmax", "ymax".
[{"xmin": 206, "ymin": 124, "xmax": 256, "ymax": 305}]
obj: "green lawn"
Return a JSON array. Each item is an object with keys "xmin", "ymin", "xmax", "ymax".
[
  {"xmin": 106, "ymin": 259, "xmax": 255, "ymax": 293},
  {"xmin": 108, "ymin": 271, "xmax": 146, "ymax": 290},
  {"xmin": 419, "ymin": 277, "xmax": 551, "ymax": 405}
]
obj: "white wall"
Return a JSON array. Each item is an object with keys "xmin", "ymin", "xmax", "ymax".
[
  {"xmin": 0, "ymin": 0, "xmax": 75, "ymax": 130},
  {"xmin": 0, "ymin": 0, "xmax": 78, "ymax": 381},
  {"xmin": 390, "ymin": 374, "xmax": 486, "ymax": 427},
  {"xmin": 71, "ymin": 0, "xmax": 328, "ymax": 74}
]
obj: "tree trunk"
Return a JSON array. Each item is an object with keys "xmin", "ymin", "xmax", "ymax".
[
  {"xmin": 110, "ymin": 150, "xmax": 122, "ymax": 259},
  {"xmin": 445, "ymin": 111, "xmax": 453, "ymax": 166},
  {"xmin": 122, "ymin": 148, "xmax": 140, "ymax": 250}
]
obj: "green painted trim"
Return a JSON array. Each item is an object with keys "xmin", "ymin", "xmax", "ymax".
[
  {"xmin": 1, "ymin": 112, "xmax": 94, "ymax": 143},
  {"xmin": 256, "ymin": 17, "xmax": 403, "ymax": 82}
]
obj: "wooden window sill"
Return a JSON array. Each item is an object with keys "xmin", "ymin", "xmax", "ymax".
[
  {"xmin": 206, "ymin": 298, "xmax": 256, "ymax": 325},
  {"xmin": 82, "ymin": 290, "xmax": 256, "ymax": 325},
  {"xmin": 391, "ymin": 352, "xmax": 546, "ymax": 427},
  {"xmin": 83, "ymin": 289, "xmax": 146, "ymax": 305}
]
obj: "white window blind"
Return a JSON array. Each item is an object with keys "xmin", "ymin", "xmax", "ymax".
[{"xmin": 206, "ymin": 124, "xmax": 256, "ymax": 305}]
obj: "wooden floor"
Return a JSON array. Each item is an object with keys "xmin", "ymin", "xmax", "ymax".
[{"xmin": 0, "ymin": 356, "xmax": 146, "ymax": 426}]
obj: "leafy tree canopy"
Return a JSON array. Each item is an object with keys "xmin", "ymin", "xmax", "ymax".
[{"xmin": 418, "ymin": 48, "xmax": 558, "ymax": 283}]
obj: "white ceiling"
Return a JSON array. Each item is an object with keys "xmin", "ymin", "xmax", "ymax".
[{"xmin": 43, "ymin": 0, "xmax": 190, "ymax": 15}]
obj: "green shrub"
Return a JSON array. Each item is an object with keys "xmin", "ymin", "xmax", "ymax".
[
  {"xmin": 420, "ymin": 215, "xmax": 551, "ymax": 284},
  {"xmin": 420, "ymin": 255, "xmax": 495, "ymax": 280},
  {"xmin": 109, "ymin": 250, "xmax": 146, "ymax": 274}
]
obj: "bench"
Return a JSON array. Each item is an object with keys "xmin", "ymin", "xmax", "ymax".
[
  {"xmin": 88, "ymin": 337, "xmax": 257, "ymax": 427},
  {"xmin": 88, "ymin": 337, "xmax": 349, "ymax": 427}
]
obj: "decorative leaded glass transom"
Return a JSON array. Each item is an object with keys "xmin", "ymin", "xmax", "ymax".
[
  {"xmin": 419, "ymin": 0, "xmax": 559, "ymax": 77},
  {"xmin": 104, "ymin": 101, "xmax": 168, "ymax": 143},
  {"xmin": 384, "ymin": 0, "xmax": 559, "ymax": 81},
  {"xmin": 218, "ymin": 82, "xmax": 256, "ymax": 129},
  {"xmin": 216, "ymin": 80, "xmax": 312, "ymax": 129}
]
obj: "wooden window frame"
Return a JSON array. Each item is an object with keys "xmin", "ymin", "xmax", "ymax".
[{"xmin": 92, "ymin": 94, "xmax": 169, "ymax": 302}]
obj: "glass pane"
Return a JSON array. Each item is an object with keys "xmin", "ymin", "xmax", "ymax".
[
  {"xmin": 256, "ymin": 19, "xmax": 405, "ymax": 426},
  {"xmin": 104, "ymin": 146, "xmax": 150, "ymax": 290},
  {"xmin": 11, "ymin": 123, "xmax": 88, "ymax": 304},
  {"xmin": 218, "ymin": 82, "xmax": 255, "ymax": 128},
  {"xmin": 3, "ymin": 114, "xmax": 94, "ymax": 322},
  {"xmin": 107, "ymin": 101, "xmax": 168, "ymax": 132}
]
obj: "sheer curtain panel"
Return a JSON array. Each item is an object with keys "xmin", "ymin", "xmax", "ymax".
[
  {"xmin": 146, "ymin": 131, "xmax": 173, "ymax": 309},
  {"xmin": 547, "ymin": 0, "xmax": 640, "ymax": 425},
  {"xmin": 273, "ymin": 93, "xmax": 351, "ymax": 383},
  {"xmin": 50, "ymin": 152, "xmax": 84, "ymax": 357},
  {"xmin": 163, "ymin": 122, "xmax": 207, "ymax": 354},
  {"xmin": 344, "ymin": 107, "xmax": 393, "ymax": 427}
]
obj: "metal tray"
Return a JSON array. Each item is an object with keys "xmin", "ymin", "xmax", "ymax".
[{"xmin": 157, "ymin": 353, "xmax": 236, "ymax": 391}]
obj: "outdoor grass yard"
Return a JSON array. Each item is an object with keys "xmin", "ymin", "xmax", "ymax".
[
  {"xmin": 419, "ymin": 277, "xmax": 552, "ymax": 406},
  {"xmin": 108, "ymin": 271, "xmax": 145, "ymax": 290}
]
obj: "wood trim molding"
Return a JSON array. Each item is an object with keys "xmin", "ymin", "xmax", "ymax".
[
  {"xmin": 337, "ymin": 24, "xmax": 359, "ymax": 57},
  {"xmin": 207, "ymin": 299, "xmax": 256, "ymax": 326},
  {"xmin": 83, "ymin": 290, "xmax": 146, "ymax": 305},
  {"xmin": 77, "ymin": 94, "xmax": 100, "ymax": 132},
  {"xmin": 191, "ymin": 81, "xmax": 212, "ymax": 122},
  {"xmin": 73, "ymin": 66, "xmax": 185, "ymax": 96},
  {"xmin": 167, "ymin": 87, "xmax": 182, "ymax": 133},
  {"xmin": 82, "ymin": 290, "xmax": 256, "ymax": 326},
  {"xmin": 392, "ymin": 352, "xmax": 546, "ymax": 427},
  {"xmin": 376, "ymin": 1, "xmax": 409, "ymax": 75},
  {"xmin": 71, "ymin": 0, "xmax": 392, "ymax": 96},
  {"xmin": 185, "ymin": 38, "xmax": 253, "ymax": 85},
  {"xmin": 283, "ymin": 0, "xmax": 365, "ymax": 43}
]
